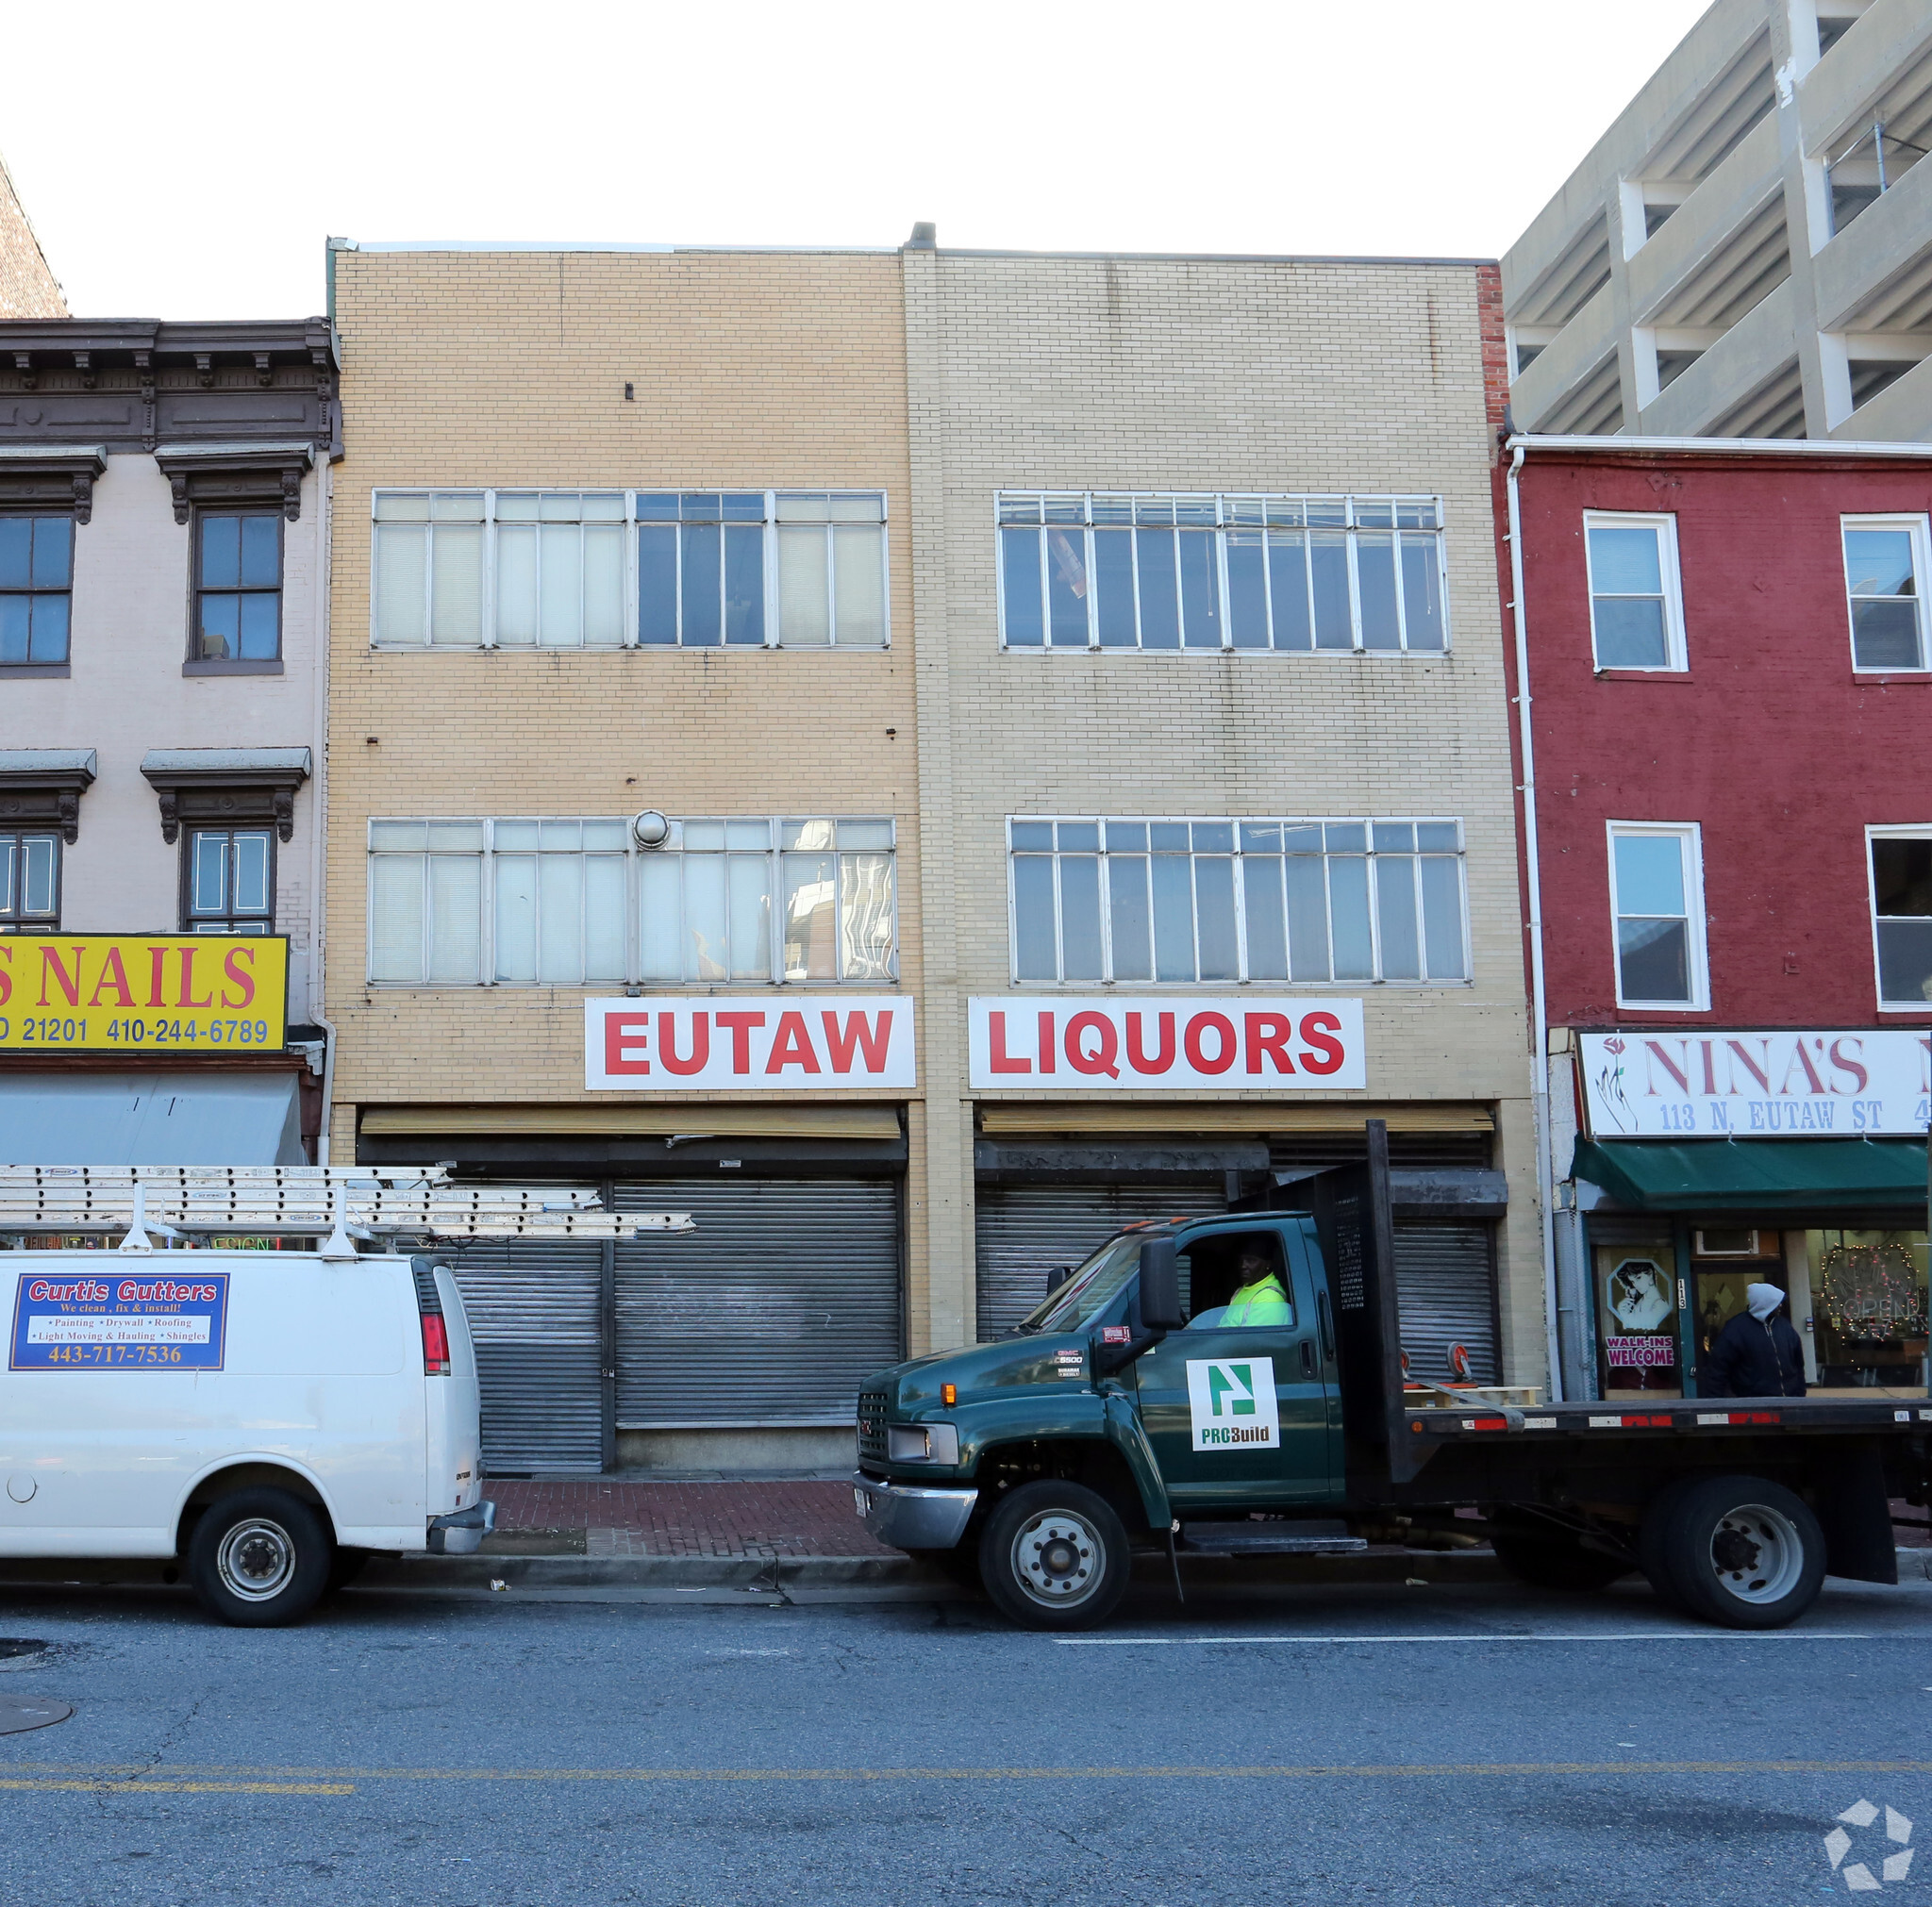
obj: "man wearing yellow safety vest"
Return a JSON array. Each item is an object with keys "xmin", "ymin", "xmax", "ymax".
[{"xmin": 1222, "ymin": 1247, "xmax": 1291, "ymax": 1327}]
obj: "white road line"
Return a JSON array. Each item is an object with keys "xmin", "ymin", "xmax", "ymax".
[{"xmin": 1053, "ymin": 1631, "xmax": 1879, "ymax": 1647}]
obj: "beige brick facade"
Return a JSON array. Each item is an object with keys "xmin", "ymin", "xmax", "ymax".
[
  {"xmin": 0, "ymin": 152, "xmax": 62, "ymax": 319},
  {"xmin": 902, "ymin": 250, "xmax": 1543, "ymax": 1385},
  {"xmin": 327, "ymin": 240, "xmax": 1546, "ymax": 1427}
]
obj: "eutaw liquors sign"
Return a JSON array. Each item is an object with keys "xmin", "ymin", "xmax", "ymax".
[{"xmin": 1579, "ymin": 1030, "xmax": 1930, "ymax": 1138}]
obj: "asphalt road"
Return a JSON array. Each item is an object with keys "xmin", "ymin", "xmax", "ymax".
[{"xmin": 1, "ymin": 1570, "xmax": 1930, "ymax": 1906}]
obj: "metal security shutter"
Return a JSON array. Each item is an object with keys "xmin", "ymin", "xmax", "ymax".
[
  {"xmin": 611, "ymin": 1179, "xmax": 900, "ymax": 1427},
  {"xmin": 1269, "ymin": 1133, "xmax": 1492, "ymax": 1175},
  {"xmin": 1392, "ymin": 1222, "xmax": 1500, "ymax": 1385},
  {"xmin": 974, "ymin": 1182, "xmax": 1227, "ymax": 1341},
  {"xmin": 447, "ymin": 1240, "xmax": 604, "ymax": 1477}
]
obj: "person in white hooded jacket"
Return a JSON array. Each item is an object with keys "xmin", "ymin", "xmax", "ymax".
[{"xmin": 1702, "ymin": 1281, "xmax": 1807, "ymax": 1398}]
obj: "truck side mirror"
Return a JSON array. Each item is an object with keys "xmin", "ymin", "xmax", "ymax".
[
  {"xmin": 1140, "ymin": 1237, "xmax": 1183, "ymax": 1333},
  {"xmin": 1045, "ymin": 1265, "xmax": 1072, "ymax": 1294}
]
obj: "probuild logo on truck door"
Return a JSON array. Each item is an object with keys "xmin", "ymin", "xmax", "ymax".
[{"xmin": 1185, "ymin": 1359, "xmax": 1279, "ymax": 1451}]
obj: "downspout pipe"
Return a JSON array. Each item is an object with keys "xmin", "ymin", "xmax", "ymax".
[
  {"xmin": 1506, "ymin": 440, "xmax": 1562, "ymax": 1402},
  {"xmin": 308, "ymin": 455, "xmax": 338, "ymax": 1164}
]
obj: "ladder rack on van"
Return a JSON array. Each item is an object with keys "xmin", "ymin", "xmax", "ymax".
[{"xmin": 0, "ymin": 1166, "xmax": 695, "ymax": 1249}]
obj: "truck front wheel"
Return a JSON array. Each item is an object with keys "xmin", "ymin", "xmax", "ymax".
[
  {"xmin": 1665, "ymin": 1475, "xmax": 1825, "ymax": 1630},
  {"xmin": 978, "ymin": 1481, "xmax": 1131, "ymax": 1631}
]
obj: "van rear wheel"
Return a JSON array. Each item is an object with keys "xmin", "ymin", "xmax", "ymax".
[
  {"xmin": 977, "ymin": 1481, "xmax": 1130, "ymax": 1631},
  {"xmin": 188, "ymin": 1488, "xmax": 332, "ymax": 1628}
]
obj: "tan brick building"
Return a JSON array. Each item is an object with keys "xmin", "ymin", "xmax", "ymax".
[
  {"xmin": 0, "ymin": 150, "xmax": 62, "ymax": 320},
  {"xmin": 326, "ymin": 237, "xmax": 1541, "ymax": 1474}
]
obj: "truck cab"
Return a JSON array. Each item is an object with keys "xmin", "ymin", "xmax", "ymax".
[{"xmin": 855, "ymin": 1213, "xmax": 1343, "ymax": 1626}]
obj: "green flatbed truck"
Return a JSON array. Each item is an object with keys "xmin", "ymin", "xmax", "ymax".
[{"xmin": 852, "ymin": 1122, "xmax": 1932, "ymax": 1631}]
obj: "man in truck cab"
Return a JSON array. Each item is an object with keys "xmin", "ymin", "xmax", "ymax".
[{"xmin": 1185, "ymin": 1238, "xmax": 1292, "ymax": 1329}]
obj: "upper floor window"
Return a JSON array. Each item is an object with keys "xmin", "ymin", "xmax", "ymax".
[
  {"xmin": 193, "ymin": 513, "xmax": 283, "ymax": 662},
  {"xmin": 367, "ymin": 816, "xmax": 897, "ymax": 987},
  {"xmin": 1008, "ymin": 817, "xmax": 1467, "ymax": 985},
  {"xmin": 1607, "ymin": 822, "xmax": 1707, "ymax": 1010},
  {"xmin": 0, "ymin": 830, "xmax": 59, "ymax": 931},
  {"xmin": 1584, "ymin": 513, "xmax": 1685, "ymax": 671},
  {"xmin": 371, "ymin": 490, "xmax": 889, "ymax": 651},
  {"xmin": 1843, "ymin": 516, "xmax": 1929, "ymax": 672},
  {"xmin": 1868, "ymin": 828, "xmax": 1932, "ymax": 1009},
  {"xmin": 185, "ymin": 827, "xmax": 275, "ymax": 934},
  {"xmin": 996, "ymin": 492, "xmax": 1446, "ymax": 654},
  {"xmin": 0, "ymin": 516, "xmax": 73, "ymax": 666}
]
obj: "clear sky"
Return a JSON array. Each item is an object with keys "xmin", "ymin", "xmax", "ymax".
[{"xmin": 5, "ymin": 0, "xmax": 1712, "ymax": 320}]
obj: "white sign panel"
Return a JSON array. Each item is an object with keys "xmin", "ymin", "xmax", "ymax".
[
  {"xmin": 1579, "ymin": 1029, "xmax": 1931, "ymax": 1138},
  {"xmin": 1186, "ymin": 1357, "xmax": 1281, "ymax": 1451},
  {"xmin": 967, "ymin": 997, "xmax": 1365, "ymax": 1091},
  {"xmin": 584, "ymin": 997, "xmax": 915, "ymax": 1091}
]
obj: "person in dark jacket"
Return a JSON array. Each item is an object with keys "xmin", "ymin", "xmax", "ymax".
[{"xmin": 1702, "ymin": 1281, "xmax": 1807, "ymax": 1398}]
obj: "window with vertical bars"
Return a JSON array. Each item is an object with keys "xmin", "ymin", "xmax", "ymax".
[
  {"xmin": 1008, "ymin": 817, "xmax": 1468, "ymax": 984},
  {"xmin": 996, "ymin": 492, "xmax": 1446, "ymax": 653},
  {"xmin": 367, "ymin": 817, "xmax": 897, "ymax": 987},
  {"xmin": 185, "ymin": 828, "xmax": 275, "ymax": 933},
  {"xmin": 0, "ymin": 830, "xmax": 60, "ymax": 930}
]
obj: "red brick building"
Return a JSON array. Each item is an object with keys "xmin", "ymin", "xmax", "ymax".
[{"xmin": 1505, "ymin": 437, "xmax": 1932, "ymax": 1403}]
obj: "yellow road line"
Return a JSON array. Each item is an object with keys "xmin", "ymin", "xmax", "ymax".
[
  {"xmin": 0, "ymin": 1779, "xmax": 351, "ymax": 1795},
  {"xmin": 4, "ymin": 1759, "xmax": 1932, "ymax": 1787}
]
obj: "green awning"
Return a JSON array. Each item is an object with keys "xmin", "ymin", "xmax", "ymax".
[{"xmin": 1573, "ymin": 1137, "xmax": 1931, "ymax": 1214}]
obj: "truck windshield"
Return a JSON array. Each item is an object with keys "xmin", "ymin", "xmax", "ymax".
[{"xmin": 1015, "ymin": 1234, "xmax": 1142, "ymax": 1335}]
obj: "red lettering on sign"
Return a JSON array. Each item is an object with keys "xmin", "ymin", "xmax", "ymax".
[
  {"xmin": 0, "ymin": 942, "xmax": 10, "ymax": 1006},
  {"xmin": 1183, "ymin": 1011, "xmax": 1236, "ymax": 1075},
  {"xmin": 1065, "ymin": 1011, "xmax": 1119, "ymax": 1079},
  {"xmin": 765, "ymin": 1011, "xmax": 822, "ymax": 1073},
  {"xmin": 1829, "ymin": 1037, "xmax": 1869, "ymax": 1095},
  {"xmin": 1296, "ymin": 1011, "xmax": 1345, "ymax": 1075},
  {"xmin": 1244, "ymin": 1012, "xmax": 1294, "ymax": 1075},
  {"xmin": 1125, "ymin": 1011, "xmax": 1174, "ymax": 1075},
  {"xmin": 604, "ymin": 1014, "xmax": 650, "ymax": 1076},
  {"xmin": 177, "ymin": 948, "xmax": 214, "ymax": 1009},
  {"xmin": 146, "ymin": 946, "xmax": 168, "ymax": 1008},
  {"xmin": 987, "ymin": 1011, "xmax": 1030, "ymax": 1074},
  {"xmin": 38, "ymin": 943, "xmax": 83, "ymax": 1007},
  {"xmin": 1037, "ymin": 1011, "xmax": 1057, "ymax": 1075},
  {"xmin": 1644, "ymin": 1039, "xmax": 1692, "ymax": 1095},
  {"xmin": 658, "ymin": 1013, "xmax": 708, "ymax": 1075},
  {"xmin": 221, "ymin": 946, "xmax": 258, "ymax": 1009},
  {"xmin": 823, "ymin": 1009, "xmax": 891, "ymax": 1074},
  {"xmin": 716, "ymin": 1011, "xmax": 766, "ymax": 1075},
  {"xmin": 88, "ymin": 945, "xmax": 135, "ymax": 1008}
]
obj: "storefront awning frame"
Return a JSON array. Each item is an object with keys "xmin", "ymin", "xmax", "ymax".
[{"xmin": 1572, "ymin": 1136, "xmax": 1931, "ymax": 1215}]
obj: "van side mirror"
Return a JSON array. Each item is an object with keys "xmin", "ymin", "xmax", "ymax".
[
  {"xmin": 1140, "ymin": 1237, "xmax": 1183, "ymax": 1333},
  {"xmin": 1045, "ymin": 1265, "xmax": 1072, "ymax": 1295}
]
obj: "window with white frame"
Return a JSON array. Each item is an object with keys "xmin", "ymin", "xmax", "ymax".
[
  {"xmin": 371, "ymin": 490, "xmax": 888, "ymax": 650},
  {"xmin": 1607, "ymin": 823, "xmax": 1707, "ymax": 1009},
  {"xmin": 1842, "ymin": 516, "xmax": 1930, "ymax": 672},
  {"xmin": 996, "ymin": 492, "xmax": 1446, "ymax": 653},
  {"xmin": 1867, "ymin": 829, "xmax": 1932, "ymax": 1007},
  {"xmin": 1008, "ymin": 818, "xmax": 1467, "ymax": 985},
  {"xmin": 1584, "ymin": 513, "xmax": 1685, "ymax": 671},
  {"xmin": 367, "ymin": 817, "xmax": 897, "ymax": 986}
]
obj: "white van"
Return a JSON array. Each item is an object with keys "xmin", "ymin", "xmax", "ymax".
[{"xmin": 0, "ymin": 1247, "xmax": 491, "ymax": 1626}]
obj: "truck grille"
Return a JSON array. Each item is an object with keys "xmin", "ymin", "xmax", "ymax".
[{"xmin": 856, "ymin": 1388, "xmax": 890, "ymax": 1464}]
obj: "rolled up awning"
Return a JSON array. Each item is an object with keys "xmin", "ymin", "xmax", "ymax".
[
  {"xmin": 0, "ymin": 1071, "xmax": 304, "ymax": 1167},
  {"xmin": 1572, "ymin": 1137, "xmax": 1929, "ymax": 1214}
]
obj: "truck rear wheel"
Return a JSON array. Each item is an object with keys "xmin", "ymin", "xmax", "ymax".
[
  {"xmin": 977, "ymin": 1481, "xmax": 1130, "ymax": 1631},
  {"xmin": 187, "ymin": 1488, "xmax": 332, "ymax": 1628},
  {"xmin": 1666, "ymin": 1475, "xmax": 1825, "ymax": 1630}
]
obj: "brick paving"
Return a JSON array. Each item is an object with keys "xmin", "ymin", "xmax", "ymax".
[{"xmin": 489, "ymin": 1480, "xmax": 897, "ymax": 1560}]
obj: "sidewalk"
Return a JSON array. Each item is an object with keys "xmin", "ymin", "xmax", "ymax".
[{"xmin": 485, "ymin": 1480, "xmax": 899, "ymax": 1561}]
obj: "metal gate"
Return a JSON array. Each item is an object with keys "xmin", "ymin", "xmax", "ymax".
[
  {"xmin": 974, "ymin": 1182, "xmax": 1228, "ymax": 1341},
  {"xmin": 1392, "ymin": 1222, "xmax": 1500, "ymax": 1385},
  {"xmin": 611, "ymin": 1179, "xmax": 901, "ymax": 1426},
  {"xmin": 447, "ymin": 1238, "xmax": 604, "ymax": 1477}
]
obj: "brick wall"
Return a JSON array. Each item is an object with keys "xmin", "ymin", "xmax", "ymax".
[{"xmin": 0, "ymin": 153, "xmax": 63, "ymax": 319}]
